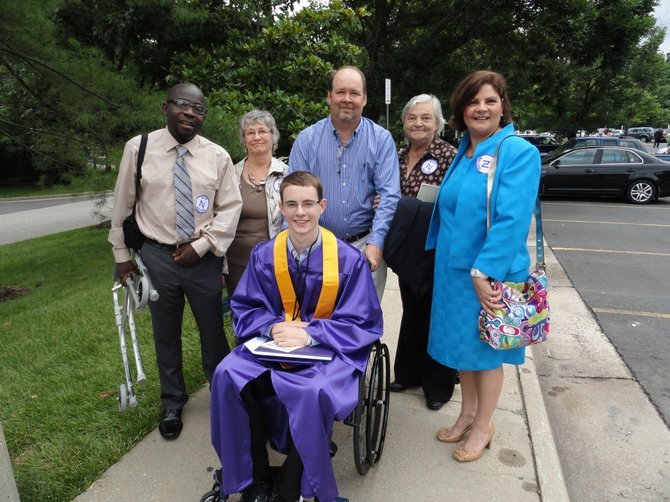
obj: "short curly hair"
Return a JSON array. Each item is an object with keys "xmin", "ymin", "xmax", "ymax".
[
  {"xmin": 239, "ymin": 109, "xmax": 280, "ymax": 153},
  {"xmin": 401, "ymin": 94, "xmax": 446, "ymax": 138}
]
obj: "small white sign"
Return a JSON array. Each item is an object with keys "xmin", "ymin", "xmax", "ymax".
[{"xmin": 385, "ymin": 79, "xmax": 391, "ymax": 105}]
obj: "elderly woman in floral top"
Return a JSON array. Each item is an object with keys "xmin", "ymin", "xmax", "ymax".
[
  {"xmin": 389, "ymin": 94, "xmax": 459, "ymax": 411},
  {"xmin": 224, "ymin": 110, "xmax": 287, "ymax": 298}
]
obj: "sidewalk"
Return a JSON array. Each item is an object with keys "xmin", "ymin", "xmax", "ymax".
[{"xmin": 73, "ymin": 266, "xmax": 569, "ymax": 502}]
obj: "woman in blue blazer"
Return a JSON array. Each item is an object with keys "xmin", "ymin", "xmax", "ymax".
[{"xmin": 425, "ymin": 71, "xmax": 540, "ymax": 462}]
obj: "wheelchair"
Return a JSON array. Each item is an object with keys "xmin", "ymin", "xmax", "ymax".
[{"xmin": 200, "ymin": 340, "xmax": 391, "ymax": 501}]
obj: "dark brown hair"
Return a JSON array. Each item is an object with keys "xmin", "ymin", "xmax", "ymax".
[
  {"xmin": 280, "ymin": 171, "xmax": 324, "ymax": 201},
  {"xmin": 448, "ymin": 71, "xmax": 513, "ymax": 132}
]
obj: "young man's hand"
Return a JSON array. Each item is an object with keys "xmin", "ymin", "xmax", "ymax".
[{"xmin": 271, "ymin": 321, "xmax": 310, "ymax": 347}]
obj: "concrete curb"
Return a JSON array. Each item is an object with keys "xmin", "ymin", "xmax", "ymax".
[
  {"xmin": 519, "ymin": 350, "xmax": 570, "ymax": 502},
  {"xmin": 0, "ymin": 422, "xmax": 20, "ymax": 502}
]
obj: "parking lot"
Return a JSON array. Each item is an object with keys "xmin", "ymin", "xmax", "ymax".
[{"xmin": 540, "ymin": 195, "xmax": 670, "ymax": 424}]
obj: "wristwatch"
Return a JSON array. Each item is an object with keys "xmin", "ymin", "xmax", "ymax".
[{"xmin": 470, "ymin": 267, "xmax": 489, "ymax": 279}]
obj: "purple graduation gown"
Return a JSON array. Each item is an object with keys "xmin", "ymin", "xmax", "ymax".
[{"xmin": 210, "ymin": 237, "xmax": 383, "ymax": 502}]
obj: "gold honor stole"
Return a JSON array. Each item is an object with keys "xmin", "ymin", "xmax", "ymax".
[{"xmin": 273, "ymin": 227, "xmax": 339, "ymax": 321}]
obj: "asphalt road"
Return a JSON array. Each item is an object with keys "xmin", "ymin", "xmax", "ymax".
[
  {"xmin": 0, "ymin": 194, "xmax": 112, "ymax": 245},
  {"xmin": 540, "ymin": 196, "xmax": 670, "ymax": 425}
]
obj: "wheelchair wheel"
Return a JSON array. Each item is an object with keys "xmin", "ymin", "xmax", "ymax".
[
  {"xmin": 199, "ymin": 490, "xmax": 219, "ymax": 502},
  {"xmin": 364, "ymin": 342, "xmax": 390, "ymax": 466},
  {"xmin": 200, "ymin": 469, "xmax": 225, "ymax": 501},
  {"xmin": 352, "ymin": 342, "xmax": 391, "ymax": 475},
  {"xmin": 352, "ymin": 358, "xmax": 369, "ymax": 475}
]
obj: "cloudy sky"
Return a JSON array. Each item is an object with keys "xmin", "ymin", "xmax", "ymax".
[{"xmin": 656, "ymin": 0, "xmax": 670, "ymax": 53}]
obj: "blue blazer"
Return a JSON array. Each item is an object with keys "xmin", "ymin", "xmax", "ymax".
[{"xmin": 425, "ymin": 124, "xmax": 540, "ymax": 281}]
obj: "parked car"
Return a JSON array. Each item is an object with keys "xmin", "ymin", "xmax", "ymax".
[
  {"xmin": 541, "ymin": 146, "xmax": 670, "ymax": 204},
  {"xmin": 517, "ymin": 134, "xmax": 561, "ymax": 157},
  {"xmin": 626, "ymin": 127, "xmax": 655, "ymax": 142},
  {"xmin": 556, "ymin": 136, "xmax": 647, "ymax": 154}
]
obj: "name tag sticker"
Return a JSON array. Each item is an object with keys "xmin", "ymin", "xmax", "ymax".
[
  {"xmin": 420, "ymin": 159, "xmax": 439, "ymax": 175},
  {"xmin": 476, "ymin": 155, "xmax": 494, "ymax": 174},
  {"xmin": 273, "ymin": 177, "xmax": 283, "ymax": 193},
  {"xmin": 195, "ymin": 195, "xmax": 210, "ymax": 213}
]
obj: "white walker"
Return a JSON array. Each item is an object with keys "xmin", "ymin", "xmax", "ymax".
[{"xmin": 111, "ymin": 252, "xmax": 159, "ymax": 412}]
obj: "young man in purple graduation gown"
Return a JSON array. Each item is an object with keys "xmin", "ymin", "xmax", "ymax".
[{"xmin": 210, "ymin": 171, "xmax": 383, "ymax": 502}]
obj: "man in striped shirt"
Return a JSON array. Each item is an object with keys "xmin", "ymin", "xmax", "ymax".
[{"xmin": 289, "ymin": 66, "xmax": 400, "ymax": 300}]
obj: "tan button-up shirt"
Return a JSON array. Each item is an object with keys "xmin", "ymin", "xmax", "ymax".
[{"xmin": 108, "ymin": 128, "xmax": 242, "ymax": 263}]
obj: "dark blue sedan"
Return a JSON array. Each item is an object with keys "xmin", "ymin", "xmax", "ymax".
[{"xmin": 541, "ymin": 146, "xmax": 670, "ymax": 204}]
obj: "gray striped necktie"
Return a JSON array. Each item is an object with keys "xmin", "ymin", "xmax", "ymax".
[{"xmin": 174, "ymin": 145, "xmax": 195, "ymax": 240}]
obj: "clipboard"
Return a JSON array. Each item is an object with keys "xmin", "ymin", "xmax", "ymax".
[
  {"xmin": 244, "ymin": 336, "xmax": 334, "ymax": 363},
  {"xmin": 416, "ymin": 183, "xmax": 439, "ymax": 203}
]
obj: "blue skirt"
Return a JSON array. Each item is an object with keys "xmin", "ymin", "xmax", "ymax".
[{"xmin": 428, "ymin": 265, "xmax": 526, "ymax": 371}]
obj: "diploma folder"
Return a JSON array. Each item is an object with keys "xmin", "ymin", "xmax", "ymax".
[{"xmin": 244, "ymin": 336, "xmax": 334, "ymax": 363}]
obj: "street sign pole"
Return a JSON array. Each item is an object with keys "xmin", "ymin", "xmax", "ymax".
[{"xmin": 385, "ymin": 78, "xmax": 391, "ymax": 130}]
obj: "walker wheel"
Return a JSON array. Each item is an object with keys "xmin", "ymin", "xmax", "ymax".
[{"xmin": 118, "ymin": 384, "xmax": 129, "ymax": 412}]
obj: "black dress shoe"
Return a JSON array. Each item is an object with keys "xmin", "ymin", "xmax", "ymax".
[
  {"xmin": 158, "ymin": 408, "xmax": 183, "ymax": 440},
  {"xmin": 426, "ymin": 399, "xmax": 446, "ymax": 411},
  {"xmin": 240, "ymin": 480, "xmax": 273, "ymax": 502},
  {"xmin": 389, "ymin": 381, "xmax": 409, "ymax": 392}
]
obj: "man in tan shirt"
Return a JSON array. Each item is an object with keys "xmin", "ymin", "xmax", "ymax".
[{"xmin": 108, "ymin": 83, "xmax": 242, "ymax": 440}]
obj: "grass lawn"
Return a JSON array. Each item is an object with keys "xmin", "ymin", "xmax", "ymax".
[{"xmin": 0, "ymin": 226, "xmax": 231, "ymax": 501}]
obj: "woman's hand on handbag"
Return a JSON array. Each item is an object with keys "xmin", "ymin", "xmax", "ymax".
[{"xmin": 472, "ymin": 277, "xmax": 503, "ymax": 316}]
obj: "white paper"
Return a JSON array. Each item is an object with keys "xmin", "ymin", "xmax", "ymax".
[{"xmin": 417, "ymin": 183, "xmax": 438, "ymax": 203}]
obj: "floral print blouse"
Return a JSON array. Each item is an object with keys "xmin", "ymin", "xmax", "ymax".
[{"xmin": 398, "ymin": 137, "xmax": 457, "ymax": 198}]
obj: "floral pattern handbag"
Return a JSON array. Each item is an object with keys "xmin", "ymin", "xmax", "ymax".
[{"xmin": 478, "ymin": 137, "xmax": 550, "ymax": 350}]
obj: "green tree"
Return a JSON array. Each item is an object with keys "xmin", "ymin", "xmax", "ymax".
[
  {"xmin": 168, "ymin": 1, "xmax": 367, "ymax": 158},
  {"xmin": 343, "ymin": 0, "xmax": 666, "ymax": 140},
  {"xmin": 0, "ymin": 0, "xmax": 162, "ymax": 185}
]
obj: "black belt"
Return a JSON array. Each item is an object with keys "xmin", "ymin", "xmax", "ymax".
[
  {"xmin": 344, "ymin": 229, "xmax": 371, "ymax": 243},
  {"xmin": 144, "ymin": 237, "xmax": 183, "ymax": 252}
]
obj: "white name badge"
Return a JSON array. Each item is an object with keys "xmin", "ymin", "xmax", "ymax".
[
  {"xmin": 273, "ymin": 177, "xmax": 283, "ymax": 193},
  {"xmin": 475, "ymin": 155, "xmax": 494, "ymax": 174},
  {"xmin": 421, "ymin": 159, "xmax": 439, "ymax": 175},
  {"xmin": 195, "ymin": 195, "xmax": 210, "ymax": 213}
]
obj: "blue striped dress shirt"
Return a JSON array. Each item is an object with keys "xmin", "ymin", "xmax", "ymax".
[{"xmin": 289, "ymin": 116, "xmax": 400, "ymax": 249}]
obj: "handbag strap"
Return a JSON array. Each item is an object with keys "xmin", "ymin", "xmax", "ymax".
[
  {"xmin": 131, "ymin": 133, "xmax": 149, "ymax": 216},
  {"xmin": 486, "ymin": 135, "xmax": 545, "ymax": 271}
]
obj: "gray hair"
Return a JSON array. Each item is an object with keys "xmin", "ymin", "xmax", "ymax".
[
  {"xmin": 239, "ymin": 109, "xmax": 280, "ymax": 152},
  {"xmin": 401, "ymin": 94, "xmax": 446, "ymax": 137}
]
